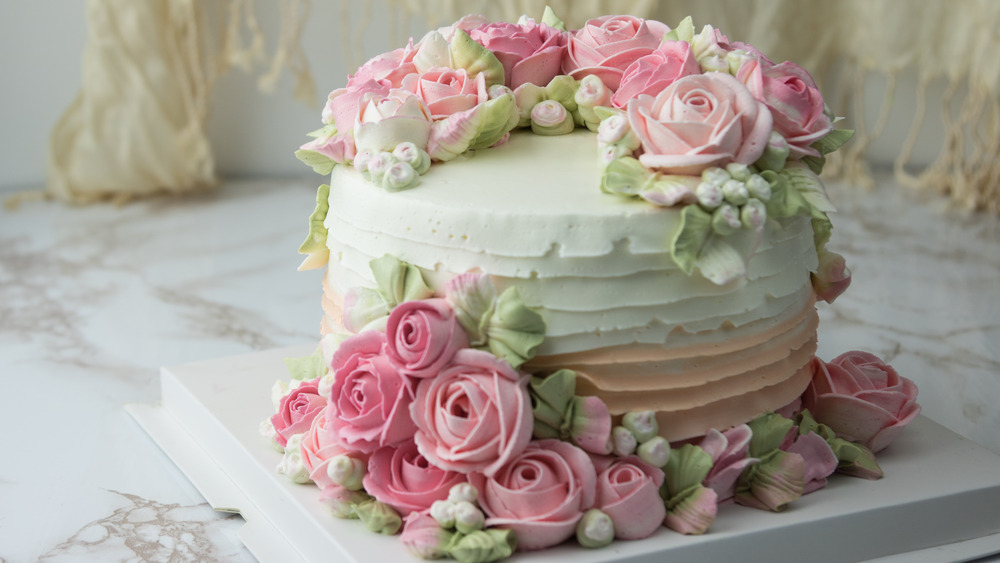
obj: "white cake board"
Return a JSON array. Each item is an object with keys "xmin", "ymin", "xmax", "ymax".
[{"xmin": 127, "ymin": 345, "xmax": 1000, "ymax": 563}]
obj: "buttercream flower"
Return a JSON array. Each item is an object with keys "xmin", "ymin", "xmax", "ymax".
[
  {"xmin": 562, "ymin": 15, "xmax": 671, "ymax": 91},
  {"xmin": 812, "ymin": 249, "xmax": 852, "ymax": 304},
  {"xmin": 299, "ymin": 407, "xmax": 361, "ymax": 488},
  {"xmin": 327, "ymin": 331, "xmax": 418, "ymax": 452},
  {"xmin": 298, "ymin": 130, "xmax": 357, "ymax": 166},
  {"xmin": 323, "ymin": 79, "xmax": 390, "ymax": 132},
  {"xmin": 411, "ymin": 349, "xmax": 532, "ymax": 476},
  {"xmin": 363, "ymin": 441, "xmax": 468, "ymax": 516},
  {"xmin": 782, "ymin": 431, "xmax": 838, "ymax": 494},
  {"xmin": 593, "ymin": 456, "xmax": 665, "ymax": 540},
  {"xmin": 611, "ymin": 40, "xmax": 700, "ymax": 108},
  {"xmin": 470, "ymin": 21, "xmax": 566, "ymax": 89},
  {"xmin": 698, "ymin": 424, "xmax": 758, "ymax": 503},
  {"xmin": 803, "ymin": 352, "xmax": 920, "ymax": 453},
  {"xmin": 354, "ymin": 90, "xmax": 433, "ymax": 154},
  {"xmin": 385, "ymin": 298, "xmax": 468, "ymax": 379},
  {"xmin": 401, "ymin": 68, "xmax": 488, "ymax": 119},
  {"xmin": 471, "ymin": 439, "xmax": 597, "ymax": 551},
  {"xmin": 739, "ymin": 59, "xmax": 832, "ymax": 159},
  {"xmin": 626, "ymin": 73, "xmax": 773, "ymax": 175},
  {"xmin": 400, "ymin": 511, "xmax": 455, "ymax": 559},
  {"xmin": 270, "ymin": 377, "xmax": 325, "ymax": 448},
  {"xmin": 349, "ymin": 41, "xmax": 419, "ymax": 89}
]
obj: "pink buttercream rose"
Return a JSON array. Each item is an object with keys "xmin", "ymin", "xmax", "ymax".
[
  {"xmin": 411, "ymin": 349, "xmax": 532, "ymax": 476},
  {"xmin": 802, "ymin": 352, "xmax": 920, "ymax": 453},
  {"xmin": 562, "ymin": 15, "xmax": 671, "ymax": 91},
  {"xmin": 349, "ymin": 41, "xmax": 419, "ymax": 89},
  {"xmin": 363, "ymin": 440, "xmax": 467, "ymax": 516},
  {"xmin": 739, "ymin": 59, "xmax": 832, "ymax": 158},
  {"xmin": 385, "ymin": 298, "xmax": 469, "ymax": 379},
  {"xmin": 470, "ymin": 21, "xmax": 566, "ymax": 89},
  {"xmin": 699, "ymin": 424, "xmax": 758, "ymax": 503},
  {"xmin": 299, "ymin": 408, "xmax": 365, "ymax": 488},
  {"xmin": 354, "ymin": 90, "xmax": 433, "ymax": 154},
  {"xmin": 471, "ymin": 439, "xmax": 597, "ymax": 551},
  {"xmin": 327, "ymin": 331, "xmax": 418, "ymax": 453},
  {"xmin": 593, "ymin": 456, "xmax": 665, "ymax": 540},
  {"xmin": 611, "ymin": 40, "xmax": 700, "ymax": 108},
  {"xmin": 322, "ymin": 79, "xmax": 390, "ymax": 132},
  {"xmin": 400, "ymin": 68, "xmax": 488, "ymax": 119},
  {"xmin": 626, "ymin": 73, "xmax": 773, "ymax": 175},
  {"xmin": 270, "ymin": 377, "xmax": 325, "ymax": 448}
]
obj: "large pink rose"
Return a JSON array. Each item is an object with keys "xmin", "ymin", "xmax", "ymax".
[
  {"xmin": 470, "ymin": 21, "xmax": 566, "ymax": 89},
  {"xmin": 400, "ymin": 68, "xmax": 488, "ymax": 119},
  {"xmin": 411, "ymin": 349, "xmax": 532, "ymax": 476},
  {"xmin": 363, "ymin": 440, "xmax": 467, "ymax": 516},
  {"xmin": 562, "ymin": 15, "xmax": 671, "ymax": 91},
  {"xmin": 327, "ymin": 331, "xmax": 418, "ymax": 453},
  {"xmin": 349, "ymin": 40, "xmax": 420, "ymax": 89},
  {"xmin": 385, "ymin": 298, "xmax": 468, "ymax": 379},
  {"xmin": 270, "ymin": 377, "xmax": 325, "ymax": 448},
  {"xmin": 354, "ymin": 90, "xmax": 433, "ymax": 154},
  {"xmin": 471, "ymin": 439, "xmax": 597, "ymax": 551},
  {"xmin": 739, "ymin": 59, "xmax": 832, "ymax": 158},
  {"xmin": 593, "ymin": 456, "xmax": 665, "ymax": 540},
  {"xmin": 626, "ymin": 73, "xmax": 773, "ymax": 175},
  {"xmin": 611, "ymin": 40, "xmax": 700, "ymax": 108},
  {"xmin": 802, "ymin": 352, "xmax": 920, "ymax": 453},
  {"xmin": 322, "ymin": 79, "xmax": 390, "ymax": 133},
  {"xmin": 299, "ymin": 407, "xmax": 361, "ymax": 488}
]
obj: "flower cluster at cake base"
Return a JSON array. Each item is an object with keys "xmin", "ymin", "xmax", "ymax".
[
  {"xmin": 295, "ymin": 8, "xmax": 855, "ymax": 294},
  {"xmin": 261, "ymin": 253, "xmax": 919, "ymax": 561}
]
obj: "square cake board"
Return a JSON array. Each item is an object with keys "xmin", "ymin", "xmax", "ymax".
[{"xmin": 126, "ymin": 345, "xmax": 1000, "ymax": 563}]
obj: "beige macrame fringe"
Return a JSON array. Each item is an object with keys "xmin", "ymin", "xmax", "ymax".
[{"xmin": 41, "ymin": 0, "xmax": 315, "ymax": 205}]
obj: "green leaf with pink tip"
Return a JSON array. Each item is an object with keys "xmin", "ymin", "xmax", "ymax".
[
  {"xmin": 297, "ymin": 184, "xmax": 331, "ymax": 270},
  {"xmin": 541, "ymin": 6, "xmax": 566, "ymax": 31},
  {"xmin": 450, "ymin": 29, "xmax": 505, "ymax": 88},
  {"xmin": 355, "ymin": 499, "xmax": 402, "ymax": 535},
  {"xmin": 663, "ymin": 444, "xmax": 714, "ymax": 495},
  {"xmin": 482, "ymin": 287, "xmax": 546, "ymax": 368},
  {"xmin": 663, "ymin": 485, "xmax": 718, "ymax": 535},
  {"xmin": 369, "ymin": 254, "xmax": 433, "ymax": 308},
  {"xmin": 735, "ymin": 450, "xmax": 805, "ymax": 511},
  {"xmin": 746, "ymin": 412, "xmax": 796, "ymax": 457}
]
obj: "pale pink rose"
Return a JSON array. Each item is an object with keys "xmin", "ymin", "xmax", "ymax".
[
  {"xmin": 739, "ymin": 60, "xmax": 832, "ymax": 159},
  {"xmin": 611, "ymin": 40, "xmax": 700, "ymax": 108},
  {"xmin": 349, "ymin": 41, "xmax": 420, "ymax": 89},
  {"xmin": 327, "ymin": 331, "xmax": 418, "ymax": 453},
  {"xmin": 411, "ymin": 349, "xmax": 532, "ymax": 476},
  {"xmin": 322, "ymin": 79, "xmax": 390, "ymax": 132},
  {"xmin": 593, "ymin": 456, "xmax": 665, "ymax": 540},
  {"xmin": 470, "ymin": 439, "xmax": 597, "ymax": 551},
  {"xmin": 470, "ymin": 21, "xmax": 566, "ymax": 89},
  {"xmin": 699, "ymin": 424, "xmax": 758, "ymax": 503},
  {"xmin": 385, "ymin": 298, "xmax": 468, "ymax": 379},
  {"xmin": 400, "ymin": 68, "xmax": 488, "ymax": 119},
  {"xmin": 363, "ymin": 440, "xmax": 467, "ymax": 516},
  {"xmin": 298, "ymin": 130, "xmax": 357, "ymax": 165},
  {"xmin": 299, "ymin": 407, "xmax": 360, "ymax": 488},
  {"xmin": 270, "ymin": 377, "xmax": 325, "ymax": 448},
  {"xmin": 802, "ymin": 352, "xmax": 920, "ymax": 453},
  {"xmin": 400, "ymin": 510, "xmax": 453, "ymax": 559},
  {"xmin": 354, "ymin": 90, "xmax": 433, "ymax": 154},
  {"xmin": 626, "ymin": 73, "xmax": 773, "ymax": 175},
  {"xmin": 812, "ymin": 250, "xmax": 852, "ymax": 304},
  {"xmin": 562, "ymin": 15, "xmax": 671, "ymax": 91}
]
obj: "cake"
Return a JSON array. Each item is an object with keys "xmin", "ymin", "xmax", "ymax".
[{"xmin": 264, "ymin": 9, "xmax": 920, "ymax": 560}]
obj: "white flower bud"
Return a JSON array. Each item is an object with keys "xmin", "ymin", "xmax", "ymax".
[
  {"xmin": 353, "ymin": 150, "xmax": 373, "ymax": 173},
  {"xmin": 453, "ymin": 500, "xmax": 485, "ymax": 534},
  {"xmin": 622, "ymin": 411, "xmax": 659, "ymax": 443},
  {"xmin": 277, "ymin": 434, "xmax": 311, "ymax": 483},
  {"xmin": 741, "ymin": 198, "xmax": 767, "ymax": 230},
  {"xmin": 696, "ymin": 182, "xmax": 724, "ymax": 209},
  {"xmin": 430, "ymin": 499, "xmax": 456, "ymax": 528},
  {"xmin": 712, "ymin": 204, "xmax": 742, "ymax": 235},
  {"xmin": 722, "ymin": 179, "xmax": 749, "ymax": 206},
  {"xmin": 746, "ymin": 174, "xmax": 772, "ymax": 201},
  {"xmin": 382, "ymin": 161, "xmax": 418, "ymax": 192},
  {"xmin": 612, "ymin": 425, "xmax": 637, "ymax": 456},
  {"xmin": 448, "ymin": 483, "xmax": 479, "ymax": 504},
  {"xmin": 701, "ymin": 166, "xmax": 730, "ymax": 187},
  {"xmin": 327, "ymin": 455, "xmax": 366, "ymax": 491},
  {"xmin": 576, "ymin": 509, "xmax": 615, "ymax": 548},
  {"xmin": 726, "ymin": 162, "xmax": 752, "ymax": 181},
  {"xmin": 637, "ymin": 436, "xmax": 671, "ymax": 467}
]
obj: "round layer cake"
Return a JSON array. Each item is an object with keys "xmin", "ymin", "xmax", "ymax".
[{"xmin": 320, "ymin": 130, "xmax": 819, "ymax": 441}]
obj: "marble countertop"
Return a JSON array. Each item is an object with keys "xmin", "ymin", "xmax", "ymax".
[{"xmin": 1, "ymin": 175, "xmax": 997, "ymax": 562}]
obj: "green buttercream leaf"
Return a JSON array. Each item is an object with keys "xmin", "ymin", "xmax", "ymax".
[
  {"xmin": 734, "ymin": 450, "xmax": 804, "ymax": 511},
  {"xmin": 746, "ymin": 412, "xmax": 796, "ymax": 457},
  {"xmin": 593, "ymin": 106, "xmax": 624, "ymax": 122},
  {"xmin": 448, "ymin": 529, "xmax": 517, "ymax": 563},
  {"xmin": 829, "ymin": 439, "xmax": 883, "ymax": 479},
  {"xmin": 450, "ymin": 30, "xmax": 505, "ymax": 88},
  {"xmin": 800, "ymin": 154, "xmax": 826, "ymax": 175},
  {"xmin": 670, "ymin": 205, "xmax": 713, "ymax": 275},
  {"xmin": 694, "ymin": 235, "xmax": 746, "ymax": 285},
  {"xmin": 812, "ymin": 213, "xmax": 833, "ymax": 254},
  {"xmin": 369, "ymin": 255, "xmax": 433, "ymax": 309},
  {"xmin": 483, "ymin": 287, "xmax": 546, "ymax": 368},
  {"xmin": 354, "ymin": 500, "xmax": 402, "ymax": 535},
  {"xmin": 295, "ymin": 149, "xmax": 336, "ymax": 176},
  {"xmin": 283, "ymin": 348, "xmax": 327, "ymax": 381},
  {"xmin": 529, "ymin": 370, "xmax": 577, "ymax": 438},
  {"xmin": 783, "ymin": 165, "xmax": 836, "ymax": 213},
  {"xmin": 760, "ymin": 170, "xmax": 809, "ymax": 219},
  {"xmin": 297, "ymin": 184, "xmax": 330, "ymax": 270},
  {"xmin": 307, "ymin": 123, "xmax": 337, "ymax": 139},
  {"xmin": 544, "ymin": 75, "xmax": 579, "ymax": 113},
  {"xmin": 601, "ymin": 156, "xmax": 653, "ymax": 197},
  {"xmin": 665, "ymin": 16, "xmax": 695, "ymax": 43},
  {"xmin": 468, "ymin": 90, "xmax": 519, "ymax": 150},
  {"xmin": 813, "ymin": 129, "xmax": 854, "ymax": 156},
  {"xmin": 663, "ymin": 444, "xmax": 714, "ymax": 496},
  {"xmin": 541, "ymin": 6, "xmax": 566, "ymax": 31}
]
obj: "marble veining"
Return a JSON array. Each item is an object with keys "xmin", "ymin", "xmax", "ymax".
[{"xmin": 0, "ymin": 174, "xmax": 997, "ymax": 561}]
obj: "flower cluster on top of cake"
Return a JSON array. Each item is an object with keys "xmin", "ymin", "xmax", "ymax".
[{"xmin": 296, "ymin": 7, "xmax": 854, "ymax": 290}]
